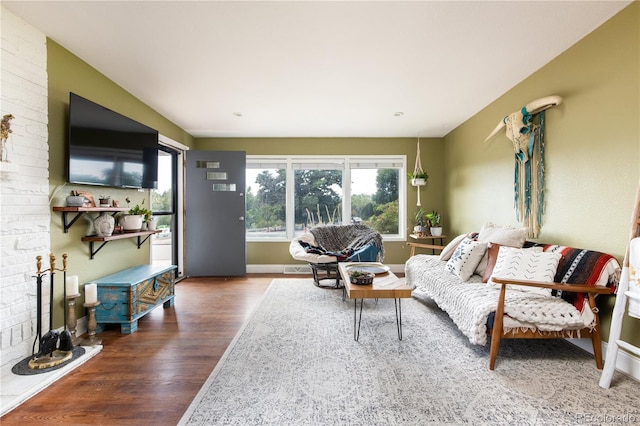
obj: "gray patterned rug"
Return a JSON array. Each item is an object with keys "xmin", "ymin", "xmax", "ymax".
[{"xmin": 179, "ymin": 279, "xmax": 638, "ymax": 425}]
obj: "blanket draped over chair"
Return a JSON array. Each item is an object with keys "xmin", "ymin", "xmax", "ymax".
[{"xmin": 309, "ymin": 224, "xmax": 385, "ymax": 262}]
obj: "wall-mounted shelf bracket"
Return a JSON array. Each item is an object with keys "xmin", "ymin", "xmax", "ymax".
[
  {"xmin": 87, "ymin": 241, "xmax": 109, "ymax": 259},
  {"xmin": 60, "ymin": 210, "xmax": 84, "ymax": 233},
  {"xmin": 137, "ymin": 234, "xmax": 153, "ymax": 248}
]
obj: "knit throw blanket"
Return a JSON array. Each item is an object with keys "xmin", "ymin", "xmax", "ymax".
[
  {"xmin": 406, "ymin": 255, "xmax": 586, "ymax": 346},
  {"xmin": 310, "ymin": 224, "xmax": 385, "ymax": 262}
]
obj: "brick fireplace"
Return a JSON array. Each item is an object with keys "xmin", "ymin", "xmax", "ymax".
[{"xmin": 0, "ymin": 6, "xmax": 51, "ymax": 370}]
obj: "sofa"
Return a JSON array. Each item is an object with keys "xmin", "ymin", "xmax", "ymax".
[
  {"xmin": 289, "ymin": 224, "xmax": 384, "ymax": 288},
  {"xmin": 405, "ymin": 223, "xmax": 620, "ymax": 370}
]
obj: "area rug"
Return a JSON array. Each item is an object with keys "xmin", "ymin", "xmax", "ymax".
[{"xmin": 179, "ymin": 279, "xmax": 638, "ymax": 425}]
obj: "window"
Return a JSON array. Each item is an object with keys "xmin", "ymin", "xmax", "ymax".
[
  {"xmin": 246, "ymin": 162, "xmax": 287, "ymax": 239},
  {"xmin": 246, "ymin": 155, "xmax": 406, "ymax": 241}
]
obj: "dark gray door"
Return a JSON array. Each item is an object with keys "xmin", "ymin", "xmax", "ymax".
[{"xmin": 185, "ymin": 150, "xmax": 246, "ymax": 276}]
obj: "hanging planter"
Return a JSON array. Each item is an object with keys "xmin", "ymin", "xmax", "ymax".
[
  {"xmin": 410, "ymin": 137, "xmax": 428, "ymax": 205},
  {"xmin": 409, "ymin": 174, "xmax": 429, "ymax": 187}
]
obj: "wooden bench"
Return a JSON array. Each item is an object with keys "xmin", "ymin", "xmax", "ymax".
[{"xmin": 93, "ymin": 264, "xmax": 177, "ymax": 334}]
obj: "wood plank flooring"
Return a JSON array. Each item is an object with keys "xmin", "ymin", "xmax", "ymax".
[{"xmin": 0, "ymin": 275, "xmax": 284, "ymax": 425}]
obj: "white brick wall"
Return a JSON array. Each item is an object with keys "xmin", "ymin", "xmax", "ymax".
[{"xmin": 0, "ymin": 7, "xmax": 50, "ymax": 367}]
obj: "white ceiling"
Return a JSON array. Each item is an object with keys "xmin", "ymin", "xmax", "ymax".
[{"xmin": 3, "ymin": 1, "xmax": 632, "ymax": 138}]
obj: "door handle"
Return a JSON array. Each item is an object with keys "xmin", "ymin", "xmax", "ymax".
[{"xmin": 239, "ymin": 216, "xmax": 245, "ymax": 221}]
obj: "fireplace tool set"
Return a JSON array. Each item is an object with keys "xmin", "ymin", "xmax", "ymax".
[{"xmin": 28, "ymin": 253, "xmax": 75, "ymax": 370}]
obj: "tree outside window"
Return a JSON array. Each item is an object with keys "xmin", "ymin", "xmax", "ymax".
[
  {"xmin": 246, "ymin": 168, "xmax": 286, "ymax": 238},
  {"xmin": 246, "ymin": 156, "xmax": 405, "ymax": 240}
]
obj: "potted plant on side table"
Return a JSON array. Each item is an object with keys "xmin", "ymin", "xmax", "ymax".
[
  {"xmin": 413, "ymin": 208, "xmax": 427, "ymax": 235},
  {"xmin": 426, "ymin": 210, "xmax": 442, "ymax": 236}
]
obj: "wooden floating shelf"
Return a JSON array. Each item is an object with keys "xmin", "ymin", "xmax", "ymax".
[
  {"xmin": 53, "ymin": 206, "xmax": 130, "ymax": 213},
  {"xmin": 81, "ymin": 230, "xmax": 161, "ymax": 259},
  {"xmin": 53, "ymin": 207, "xmax": 160, "ymax": 259},
  {"xmin": 81, "ymin": 230, "xmax": 161, "ymax": 242}
]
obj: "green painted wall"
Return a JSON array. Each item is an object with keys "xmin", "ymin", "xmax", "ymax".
[
  {"xmin": 47, "ymin": 39, "xmax": 194, "ymax": 327},
  {"xmin": 194, "ymin": 137, "xmax": 445, "ymax": 265},
  {"xmin": 45, "ymin": 2, "xmax": 639, "ymax": 352},
  {"xmin": 444, "ymin": 3, "xmax": 640, "ymax": 345}
]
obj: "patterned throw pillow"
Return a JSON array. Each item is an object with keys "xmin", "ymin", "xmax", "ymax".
[
  {"xmin": 481, "ymin": 243, "xmax": 543, "ymax": 283},
  {"xmin": 438, "ymin": 234, "xmax": 468, "ymax": 261},
  {"xmin": 475, "ymin": 223, "xmax": 528, "ymax": 277},
  {"xmin": 445, "ymin": 238, "xmax": 488, "ymax": 281},
  {"xmin": 488, "ymin": 246, "xmax": 562, "ymax": 296}
]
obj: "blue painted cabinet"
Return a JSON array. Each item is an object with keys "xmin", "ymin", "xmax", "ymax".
[{"xmin": 93, "ymin": 265, "xmax": 177, "ymax": 334}]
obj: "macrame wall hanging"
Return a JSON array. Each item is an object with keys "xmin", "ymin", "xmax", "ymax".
[{"xmin": 485, "ymin": 95, "xmax": 563, "ymax": 238}]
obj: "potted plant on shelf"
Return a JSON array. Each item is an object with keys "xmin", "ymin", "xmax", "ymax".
[
  {"xmin": 426, "ymin": 210, "xmax": 442, "ymax": 236},
  {"xmin": 98, "ymin": 195, "xmax": 111, "ymax": 207},
  {"xmin": 146, "ymin": 215, "xmax": 157, "ymax": 231},
  {"xmin": 140, "ymin": 209, "xmax": 154, "ymax": 230},
  {"xmin": 120, "ymin": 198, "xmax": 151, "ymax": 232},
  {"xmin": 65, "ymin": 190, "xmax": 85, "ymax": 207},
  {"xmin": 408, "ymin": 171, "xmax": 429, "ymax": 186}
]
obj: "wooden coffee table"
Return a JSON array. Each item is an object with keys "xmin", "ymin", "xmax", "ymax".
[{"xmin": 338, "ymin": 262, "xmax": 412, "ymax": 341}]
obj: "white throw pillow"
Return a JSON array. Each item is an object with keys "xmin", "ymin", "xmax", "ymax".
[
  {"xmin": 446, "ymin": 238, "xmax": 487, "ymax": 281},
  {"xmin": 439, "ymin": 234, "xmax": 468, "ymax": 261},
  {"xmin": 488, "ymin": 246, "xmax": 562, "ymax": 296},
  {"xmin": 477, "ymin": 222, "xmax": 527, "ymax": 248}
]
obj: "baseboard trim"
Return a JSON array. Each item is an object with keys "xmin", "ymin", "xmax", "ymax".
[
  {"xmin": 246, "ymin": 264, "xmax": 288, "ymax": 274},
  {"xmin": 567, "ymin": 338, "xmax": 640, "ymax": 382},
  {"xmin": 76, "ymin": 316, "xmax": 88, "ymax": 338}
]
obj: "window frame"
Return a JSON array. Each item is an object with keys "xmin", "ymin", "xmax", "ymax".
[{"xmin": 246, "ymin": 155, "xmax": 407, "ymax": 242}]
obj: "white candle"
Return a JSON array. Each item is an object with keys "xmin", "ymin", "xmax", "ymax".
[
  {"xmin": 85, "ymin": 283, "xmax": 98, "ymax": 304},
  {"xmin": 66, "ymin": 275, "xmax": 79, "ymax": 296}
]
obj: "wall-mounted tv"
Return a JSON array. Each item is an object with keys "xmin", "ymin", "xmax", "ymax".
[{"xmin": 68, "ymin": 92, "xmax": 158, "ymax": 189}]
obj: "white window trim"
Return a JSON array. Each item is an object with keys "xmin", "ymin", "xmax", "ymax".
[{"xmin": 247, "ymin": 155, "xmax": 407, "ymax": 242}]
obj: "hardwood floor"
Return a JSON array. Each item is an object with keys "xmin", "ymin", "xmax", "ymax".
[{"xmin": 1, "ymin": 275, "xmax": 283, "ymax": 425}]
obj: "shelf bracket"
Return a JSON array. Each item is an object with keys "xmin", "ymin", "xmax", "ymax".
[
  {"xmin": 61, "ymin": 211, "xmax": 86, "ymax": 233},
  {"xmin": 137, "ymin": 234, "xmax": 152, "ymax": 248},
  {"xmin": 88, "ymin": 241, "xmax": 109, "ymax": 260}
]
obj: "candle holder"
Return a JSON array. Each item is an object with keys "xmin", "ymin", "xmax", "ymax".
[
  {"xmin": 81, "ymin": 301, "xmax": 102, "ymax": 346},
  {"xmin": 65, "ymin": 293, "xmax": 81, "ymax": 344}
]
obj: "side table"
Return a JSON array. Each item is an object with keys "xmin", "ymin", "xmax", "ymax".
[{"xmin": 408, "ymin": 234, "xmax": 446, "ymax": 256}]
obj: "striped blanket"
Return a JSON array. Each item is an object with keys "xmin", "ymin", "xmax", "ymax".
[{"xmin": 524, "ymin": 243, "xmax": 620, "ymax": 316}]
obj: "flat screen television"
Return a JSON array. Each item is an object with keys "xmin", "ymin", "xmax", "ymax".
[{"xmin": 68, "ymin": 92, "xmax": 159, "ymax": 189}]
